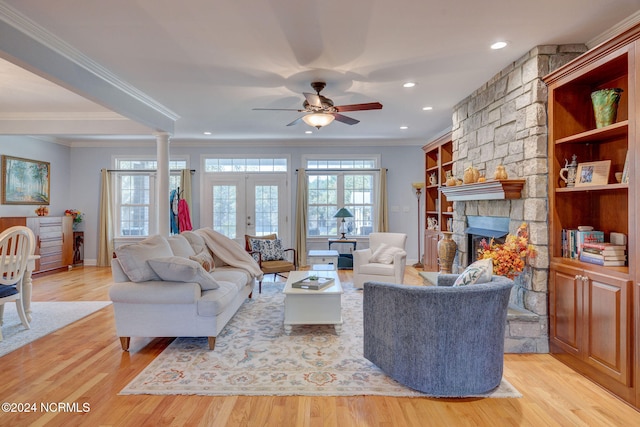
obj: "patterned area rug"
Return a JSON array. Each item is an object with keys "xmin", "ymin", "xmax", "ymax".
[
  {"xmin": 0, "ymin": 301, "xmax": 112, "ymax": 357},
  {"xmin": 120, "ymin": 282, "xmax": 521, "ymax": 398}
]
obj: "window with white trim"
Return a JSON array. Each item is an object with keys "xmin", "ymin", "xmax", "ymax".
[
  {"xmin": 114, "ymin": 158, "xmax": 187, "ymax": 237},
  {"xmin": 306, "ymin": 156, "xmax": 378, "ymax": 238}
]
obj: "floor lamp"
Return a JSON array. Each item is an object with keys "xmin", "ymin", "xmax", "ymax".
[{"xmin": 412, "ymin": 182, "xmax": 425, "ymax": 269}]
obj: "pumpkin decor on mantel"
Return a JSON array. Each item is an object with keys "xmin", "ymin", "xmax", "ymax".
[
  {"xmin": 494, "ymin": 164, "xmax": 508, "ymax": 180},
  {"xmin": 463, "ymin": 165, "xmax": 480, "ymax": 184}
]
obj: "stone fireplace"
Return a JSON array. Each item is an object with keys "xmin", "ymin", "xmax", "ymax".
[{"xmin": 447, "ymin": 44, "xmax": 587, "ymax": 353}]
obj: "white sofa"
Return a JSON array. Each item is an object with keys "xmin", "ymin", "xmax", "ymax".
[{"xmin": 109, "ymin": 229, "xmax": 261, "ymax": 351}]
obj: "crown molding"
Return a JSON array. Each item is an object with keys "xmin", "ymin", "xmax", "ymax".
[
  {"xmin": 586, "ymin": 10, "xmax": 640, "ymax": 49},
  {"xmin": 0, "ymin": 2, "xmax": 180, "ymax": 121}
]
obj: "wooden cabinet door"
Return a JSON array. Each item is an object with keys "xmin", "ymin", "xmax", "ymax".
[
  {"xmin": 423, "ymin": 231, "xmax": 440, "ymax": 272},
  {"xmin": 549, "ymin": 263, "xmax": 582, "ymax": 356},
  {"xmin": 583, "ymin": 270, "xmax": 632, "ymax": 386}
]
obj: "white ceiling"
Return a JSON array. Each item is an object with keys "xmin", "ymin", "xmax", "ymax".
[{"xmin": 1, "ymin": 0, "xmax": 640, "ymax": 145}]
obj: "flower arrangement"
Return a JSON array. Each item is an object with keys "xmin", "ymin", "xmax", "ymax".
[
  {"xmin": 65, "ymin": 209, "xmax": 83, "ymax": 224},
  {"xmin": 478, "ymin": 222, "xmax": 536, "ymax": 279}
]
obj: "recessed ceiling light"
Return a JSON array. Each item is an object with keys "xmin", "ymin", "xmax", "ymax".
[
  {"xmin": 422, "ymin": 106, "xmax": 433, "ymax": 111},
  {"xmin": 203, "ymin": 131, "xmax": 212, "ymax": 135},
  {"xmin": 403, "ymin": 82, "xmax": 416, "ymax": 88},
  {"xmin": 400, "ymin": 126, "xmax": 409, "ymax": 130},
  {"xmin": 305, "ymin": 131, "xmax": 313, "ymax": 134},
  {"xmin": 491, "ymin": 41, "xmax": 507, "ymax": 50}
]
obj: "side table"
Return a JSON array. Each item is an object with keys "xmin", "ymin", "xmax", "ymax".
[
  {"xmin": 328, "ymin": 238, "xmax": 357, "ymax": 270},
  {"xmin": 307, "ymin": 250, "xmax": 339, "ymax": 270}
]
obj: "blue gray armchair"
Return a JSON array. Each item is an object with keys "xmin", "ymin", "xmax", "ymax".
[{"xmin": 363, "ymin": 274, "xmax": 514, "ymax": 397}]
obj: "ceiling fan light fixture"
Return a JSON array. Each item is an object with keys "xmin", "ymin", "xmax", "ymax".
[{"xmin": 302, "ymin": 113, "xmax": 335, "ymax": 129}]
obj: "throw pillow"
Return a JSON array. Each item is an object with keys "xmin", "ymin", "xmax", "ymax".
[
  {"xmin": 147, "ymin": 256, "xmax": 220, "ymax": 290},
  {"xmin": 452, "ymin": 258, "xmax": 493, "ymax": 287},
  {"xmin": 369, "ymin": 243, "xmax": 406, "ymax": 264},
  {"xmin": 167, "ymin": 234, "xmax": 197, "ymax": 258},
  {"xmin": 114, "ymin": 235, "xmax": 173, "ymax": 282},
  {"xmin": 244, "ymin": 233, "xmax": 277, "ymax": 251},
  {"xmin": 250, "ymin": 238, "xmax": 284, "ymax": 261},
  {"xmin": 190, "ymin": 250, "xmax": 215, "ymax": 272}
]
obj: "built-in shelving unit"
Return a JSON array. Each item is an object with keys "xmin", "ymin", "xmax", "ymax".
[
  {"xmin": 543, "ymin": 24, "xmax": 639, "ymax": 408},
  {"xmin": 421, "ymin": 132, "xmax": 452, "ymax": 271}
]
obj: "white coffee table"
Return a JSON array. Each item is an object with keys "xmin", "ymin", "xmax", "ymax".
[{"xmin": 283, "ymin": 270, "xmax": 343, "ymax": 335}]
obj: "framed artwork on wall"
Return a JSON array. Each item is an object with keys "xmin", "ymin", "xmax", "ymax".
[{"xmin": 1, "ymin": 155, "xmax": 50, "ymax": 204}]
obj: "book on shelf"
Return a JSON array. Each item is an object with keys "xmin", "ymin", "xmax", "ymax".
[
  {"xmin": 575, "ymin": 230, "xmax": 604, "ymax": 256},
  {"xmin": 579, "ymin": 250, "xmax": 626, "ymax": 261},
  {"xmin": 562, "ymin": 229, "xmax": 604, "ymax": 259},
  {"xmin": 291, "ymin": 276, "xmax": 334, "ymax": 290},
  {"xmin": 579, "ymin": 252, "xmax": 626, "ymax": 267},
  {"xmin": 582, "ymin": 247, "xmax": 626, "ymax": 257},
  {"xmin": 582, "ymin": 242, "xmax": 627, "ymax": 251}
]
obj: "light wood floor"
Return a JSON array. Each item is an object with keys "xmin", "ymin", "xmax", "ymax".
[{"xmin": 0, "ymin": 266, "xmax": 638, "ymax": 426}]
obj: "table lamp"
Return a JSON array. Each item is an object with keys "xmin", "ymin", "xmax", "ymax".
[{"xmin": 333, "ymin": 208, "xmax": 354, "ymax": 239}]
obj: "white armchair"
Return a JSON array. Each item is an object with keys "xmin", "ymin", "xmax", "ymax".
[{"xmin": 353, "ymin": 232, "xmax": 407, "ymax": 289}]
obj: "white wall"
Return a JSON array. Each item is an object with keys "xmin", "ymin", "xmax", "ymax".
[
  {"xmin": 5, "ymin": 139, "xmax": 424, "ymax": 264},
  {"xmin": 0, "ymin": 136, "xmax": 72, "ymax": 217}
]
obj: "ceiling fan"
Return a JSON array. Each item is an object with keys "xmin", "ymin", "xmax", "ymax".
[{"xmin": 253, "ymin": 82, "xmax": 383, "ymax": 129}]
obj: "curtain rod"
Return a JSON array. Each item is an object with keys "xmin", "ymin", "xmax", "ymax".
[
  {"xmin": 296, "ymin": 168, "xmax": 387, "ymax": 172},
  {"xmin": 104, "ymin": 169, "xmax": 196, "ymax": 173}
]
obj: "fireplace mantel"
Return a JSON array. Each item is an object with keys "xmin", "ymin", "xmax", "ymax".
[{"xmin": 439, "ymin": 179, "xmax": 525, "ymax": 201}]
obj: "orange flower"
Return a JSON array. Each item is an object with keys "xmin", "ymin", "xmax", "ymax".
[{"xmin": 478, "ymin": 222, "xmax": 536, "ymax": 279}]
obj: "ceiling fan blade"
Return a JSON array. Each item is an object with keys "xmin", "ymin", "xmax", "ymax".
[
  {"xmin": 334, "ymin": 102, "xmax": 383, "ymax": 112},
  {"xmin": 286, "ymin": 116, "xmax": 305, "ymax": 126},
  {"xmin": 333, "ymin": 113, "xmax": 360, "ymax": 125},
  {"xmin": 303, "ymin": 92, "xmax": 322, "ymax": 108},
  {"xmin": 253, "ymin": 108, "xmax": 303, "ymax": 111}
]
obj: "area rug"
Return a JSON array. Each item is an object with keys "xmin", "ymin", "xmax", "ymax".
[
  {"xmin": 0, "ymin": 301, "xmax": 112, "ymax": 357},
  {"xmin": 120, "ymin": 283, "xmax": 521, "ymax": 398}
]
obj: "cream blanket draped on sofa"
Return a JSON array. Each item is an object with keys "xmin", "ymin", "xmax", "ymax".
[{"xmin": 194, "ymin": 228, "xmax": 264, "ymax": 280}]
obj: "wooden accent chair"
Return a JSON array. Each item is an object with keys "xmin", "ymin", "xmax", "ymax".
[
  {"xmin": 245, "ymin": 234, "xmax": 297, "ymax": 293},
  {"xmin": 0, "ymin": 226, "xmax": 35, "ymax": 341}
]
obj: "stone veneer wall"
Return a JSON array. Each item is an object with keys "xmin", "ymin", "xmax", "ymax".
[{"xmin": 450, "ymin": 45, "xmax": 587, "ymax": 353}]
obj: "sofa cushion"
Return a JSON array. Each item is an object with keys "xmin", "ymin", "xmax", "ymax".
[
  {"xmin": 197, "ymin": 281, "xmax": 239, "ymax": 317},
  {"xmin": 190, "ymin": 250, "xmax": 215, "ymax": 272},
  {"xmin": 181, "ymin": 231, "xmax": 207, "ymax": 254},
  {"xmin": 167, "ymin": 234, "xmax": 197, "ymax": 258},
  {"xmin": 211, "ymin": 267, "xmax": 251, "ymax": 292},
  {"xmin": 453, "ymin": 258, "xmax": 493, "ymax": 287},
  {"xmin": 148, "ymin": 256, "xmax": 220, "ymax": 290},
  {"xmin": 109, "ymin": 280, "xmax": 200, "ymax": 304},
  {"xmin": 114, "ymin": 235, "xmax": 173, "ymax": 282},
  {"xmin": 369, "ymin": 243, "xmax": 406, "ymax": 264},
  {"xmin": 250, "ymin": 238, "xmax": 284, "ymax": 261}
]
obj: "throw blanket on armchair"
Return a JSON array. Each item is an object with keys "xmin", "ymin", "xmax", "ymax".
[{"xmin": 195, "ymin": 228, "xmax": 264, "ymax": 280}]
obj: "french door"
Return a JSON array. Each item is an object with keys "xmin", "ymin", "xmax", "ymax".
[{"xmin": 202, "ymin": 173, "xmax": 289, "ymax": 244}]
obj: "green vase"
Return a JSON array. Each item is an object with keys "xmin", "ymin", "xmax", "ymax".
[{"xmin": 591, "ymin": 88, "xmax": 623, "ymax": 128}]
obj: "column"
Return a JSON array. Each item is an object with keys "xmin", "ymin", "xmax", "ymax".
[{"xmin": 155, "ymin": 132, "xmax": 170, "ymax": 237}]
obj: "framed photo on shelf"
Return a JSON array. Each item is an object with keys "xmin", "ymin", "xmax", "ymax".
[
  {"xmin": 621, "ymin": 150, "xmax": 630, "ymax": 184},
  {"xmin": 575, "ymin": 160, "xmax": 611, "ymax": 187},
  {"xmin": 1, "ymin": 155, "xmax": 50, "ymax": 204}
]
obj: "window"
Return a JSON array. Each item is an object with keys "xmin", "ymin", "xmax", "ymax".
[
  {"xmin": 305, "ymin": 156, "xmax": 378, "ymax": 238},
  {"xmin": 114, "ymin": 158, "xmax": 187, "ymax": 237}
]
